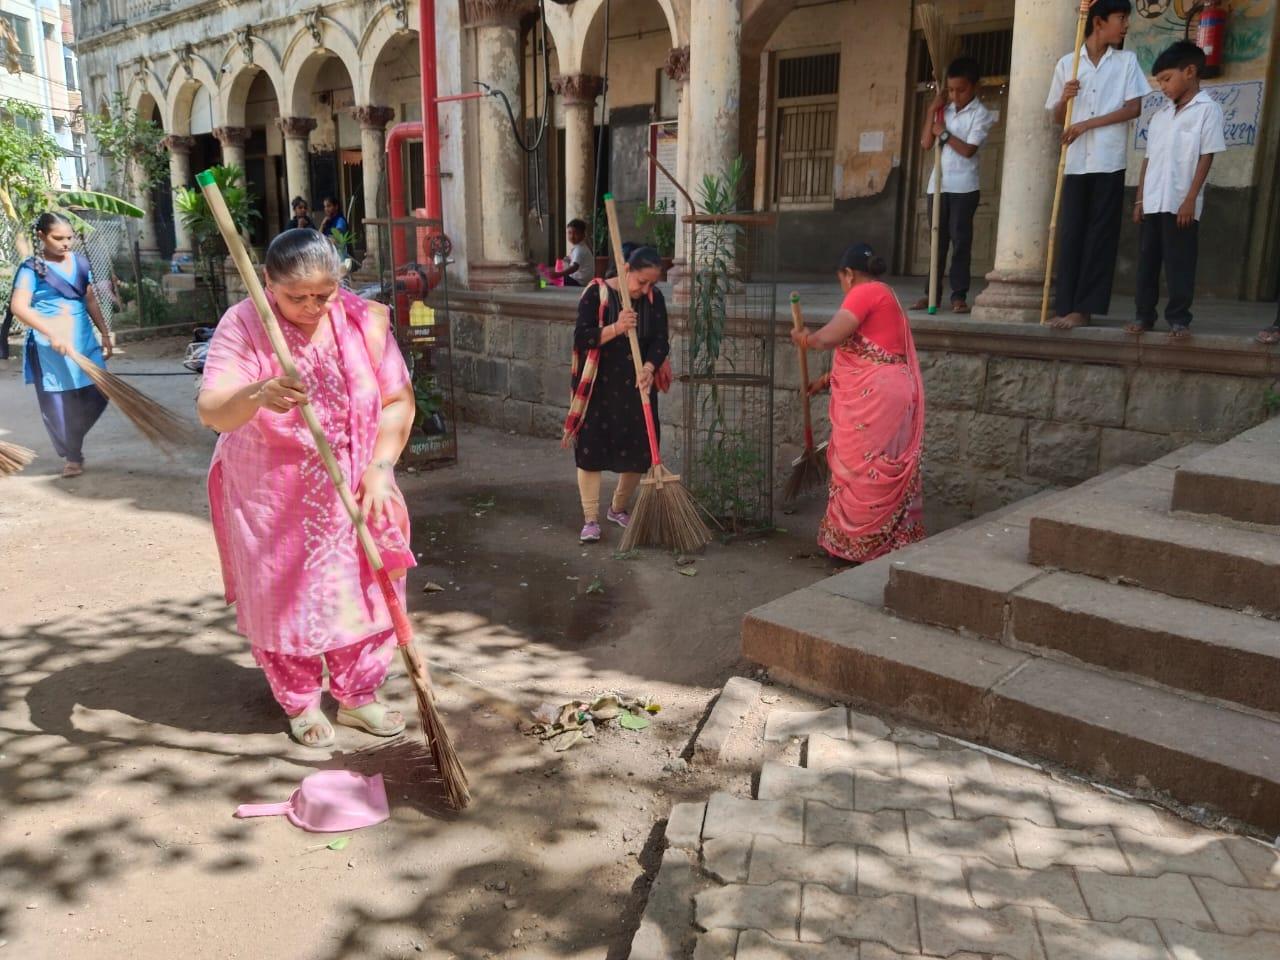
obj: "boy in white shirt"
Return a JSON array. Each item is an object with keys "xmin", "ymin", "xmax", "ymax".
[
  {"xmin": 1045, "ymin": 0, "xmax": 1149, "ymax": 329},
  {"xmin": 552, "ymin": 218, "xmax": 596, "ymax": 287},
  {"xmin": 913, "ymin": 57, "xmax": 994, "ymax": 315},
  {"xmin": 1127, "ymin": 41, "xmax": 1225, "ymax": 340}
]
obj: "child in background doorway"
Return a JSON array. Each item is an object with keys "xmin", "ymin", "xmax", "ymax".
[
  {"xmin": 1045, "ymin": 0, "xmax": 1149, "ymax": 330},
  {"xmin": 913, "ymin": 56, "xmax": 994, "ymax": 315},
  {"xmin": 551, "ymin": 218, "xmax": 596, "ymax": 287},
  {"xmin": 1126, "ymin": 42, "xmax": 1225, "ymax": 341}
]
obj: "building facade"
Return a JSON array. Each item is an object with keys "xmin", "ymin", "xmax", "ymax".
[
  {"xmin": 72, "ymin": 0, "xmax": 1280, "ymax": 311},
  {"xmin": 3, "ymin": 0, "xmax": 84, "ymax": 189}
]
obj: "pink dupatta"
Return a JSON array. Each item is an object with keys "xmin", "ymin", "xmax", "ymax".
[
  {"xmin": 817, "ymin": 298, "xmax": 926, "ymax": 563},
  {"xmin": 205, "ymin": 289, "xmax": 416, "ymax": 655}
]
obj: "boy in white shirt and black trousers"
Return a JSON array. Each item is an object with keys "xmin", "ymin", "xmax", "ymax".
[
  {"xmin": 1045, "ymin": 0, "xmax": 1149, "ymax": 330},
  {"xmin": 914, "ymin": 57, "xmax": 994, "ymax": 315},
  {"xmin": 1127, "ymin": 41, "xmax": 1225, "ymax": 341}
]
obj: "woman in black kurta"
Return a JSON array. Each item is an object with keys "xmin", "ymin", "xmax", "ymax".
[{"xmin": 571, "ymin": 247, "xmax": 669, "ymax": 543}]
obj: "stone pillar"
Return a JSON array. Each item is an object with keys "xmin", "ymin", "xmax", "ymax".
[
  {"xmin": 464, "ymin": 0, "xmax": 537, "ymax": 289},
  {"xmin": 972, "ymin": 0, "xmax": 1080, "ymax": 324},
  {"xmin": 162, "ymin": 135, "xmax": 196, "ymax": 256},
  {"xmin": 665, "ymin": 46, "xmax": 691, "ymax": 266},
  {"xmin": 277, "ymin": 117, "xmax": 318, "ymax": 213},
  {"xmin": 132, "ymin": 161, "xmax": 160, "ymax": 258},
  {"xmin": 352, "ymin": 105, "xmax": 396, "ymax": 270},
  {"xmin": 688, "ymin": 1, "xmax": 741, "ymax": 199},
  {"xmin": 212, "ymin": 125, "xmax": 250, "ymax": 172},
  {"xmin": 551, "ymin": 74, "xmax": 603, "ymax": 228}
]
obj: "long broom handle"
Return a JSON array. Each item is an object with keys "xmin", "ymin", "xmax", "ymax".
[
  {"xmin": 789, "ymin": 293, "xmax": 815, "ymax": 452},
  {"xmin": 195, "ymin": 171, "xmax": 387, "ymax": 578},
  {"xmin": 601, "ymin": 192, "xmax": 663, "ymax": 469},
  {"xmin": 929, "ymin": 124, "xmax": 943, "ymax": 315},
  {"xmin": 1040, "ymin": 2, "xmax": 1090, "ymax": 325}
]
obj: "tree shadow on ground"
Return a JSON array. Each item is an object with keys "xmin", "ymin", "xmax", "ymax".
[{"xmin": 0, "ymin": 589, "xmax": 714, "ymax": 957}]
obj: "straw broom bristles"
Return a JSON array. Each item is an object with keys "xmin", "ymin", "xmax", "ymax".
[
  {"xmin": 399, "ymin": 640, "xmax": 470, "ymax": 809},
  {"xmin": 622, "ymin": 466, "xmax": 713, "ymax": 554},
  {"xmin": 918, "ymin": 4, "xmax": 958, "ymax": 85},
  {"xmin": 783, "ymin": 446, "xmax": 828, "ymax": 504},
  {"xmin": 0, "ymin": 441, "xmax": 36, "ymax": 477},
  {"xmin": 72, "ymin": 353, "xmax": 198, "ymax": 453}
]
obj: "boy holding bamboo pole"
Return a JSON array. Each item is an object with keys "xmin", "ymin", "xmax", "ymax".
[
  {"xmin": 1045, "ymin": 0, "xmax": 1148, "ymax": 330},
  {"xmin": 914, "ymin": 57, "xmax": 993, "ymax": 315}
]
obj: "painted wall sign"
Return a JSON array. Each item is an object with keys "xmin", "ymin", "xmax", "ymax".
[{"xmin": 1133, "ymin": 80, "xmax": 1264, "ymax": 149}]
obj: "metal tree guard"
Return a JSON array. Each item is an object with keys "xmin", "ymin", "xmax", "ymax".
[{"xmin": 682, "ymin": 212, "xmax": 778, "ymax": 536}]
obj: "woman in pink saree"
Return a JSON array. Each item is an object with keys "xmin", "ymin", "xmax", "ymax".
[
  {"xmin": 792, "ymin": 243, "xmax": 926, "ymax": 563},
  {"xmin": 197, "ymin": 230, "xmax": 417, "ymax": 748}
]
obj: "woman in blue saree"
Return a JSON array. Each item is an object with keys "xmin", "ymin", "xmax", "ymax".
[{"xmin": 9, "ymin": 213, "xmax": 113, "ymax": 477}]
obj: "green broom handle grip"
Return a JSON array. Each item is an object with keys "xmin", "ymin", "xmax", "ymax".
[{"xmin": 195, "ymin": 169, "xmax": 386, "ymax": 573}]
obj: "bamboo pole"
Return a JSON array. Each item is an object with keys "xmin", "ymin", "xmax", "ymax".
[{"xmin": 1041, "ymin": 2, "xmax": 1091, "ymax": 325}]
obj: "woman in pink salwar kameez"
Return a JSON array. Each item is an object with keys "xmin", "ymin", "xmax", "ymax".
[
  {"xmin": 197, "ymin": 230, "xmax": 417, "ymax": 748},
  {"xmin": 792, "ymin": 243, "xmax": 926, "ymax": 563}
]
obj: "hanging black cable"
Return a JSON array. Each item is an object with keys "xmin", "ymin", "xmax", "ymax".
[{"xmin": 591, "ymin": 0, "xmax": 611, "ymax": 256}]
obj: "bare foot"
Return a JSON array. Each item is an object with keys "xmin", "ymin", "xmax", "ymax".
[
  {"xmin": 1167, "ymin": 326, "xmax": 1191, "ymax": 342},
  {"xmin": 1050, "ymin": 312, "xmax": 1089, "ymax": 330},
  {"xmin": 1256, "ymin": 327, "xmax": 1280, "ymax": 345},
  {"xmin": 61, "ymin": 461, "xmax": 83, "ymax": 478},
  {"xmin": 1124, "ymin": 322, "xmax": 1152, "ymax": 335},
  {"xmin": 910, "ymin": 297, "xmax": 930, "ymax": 311}
]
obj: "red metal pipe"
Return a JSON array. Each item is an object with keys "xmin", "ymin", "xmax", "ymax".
[
  {"xmin": 385, "ymin": 120, "xmax": 423, "ymax": 267},
  {"xmin": 419, "ymin": 0, "xmax": 443, "ymax": 229}
]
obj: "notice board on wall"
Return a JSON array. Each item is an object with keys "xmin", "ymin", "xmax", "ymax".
[{"xmin": 649, "ymin": 121, "xmax": 679, "ymax": 208}]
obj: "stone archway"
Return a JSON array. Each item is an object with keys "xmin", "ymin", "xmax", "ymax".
[
  {"xmin": 220, "ymin": 61, "xmax": 286, "ymax": 244},
  {"xmin": 280, "ymin": 31, "xmax": 361, "ymax": 229}
]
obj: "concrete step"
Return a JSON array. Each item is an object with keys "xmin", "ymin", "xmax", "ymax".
[
  {"xmin": 1172, "ymin": 416, "xmax": 1280, "ymax": 526},
  {"xmin": 1010, "ymin": 572, "xmax": 1280, "ymax": 716},
  {"xmin": 1028, "ymin": 464, "xmax": 1280, "ymax": 618},
  {"xmin": 743, "ymin": 585, "xmax": 1280, "ymax": 832},
  {"xmin": 881, "ymin": 519, "xmax": 1280, "ymax": 714}
]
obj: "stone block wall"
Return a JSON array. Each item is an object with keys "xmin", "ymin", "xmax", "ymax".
[
  {"xmin": 448, "ymin": 293, "xmax": 1277, "ymax": 532},
  {"xmin": 917, "ymin": 353, "xmax": 1274, "ymax": 528}
]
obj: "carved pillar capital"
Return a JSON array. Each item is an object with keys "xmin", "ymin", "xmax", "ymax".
[
  {"xmin": 551, "ymin": 74, "xmax": 604, "ymax": 106},
  {"xmin": 277, "ymin": 116, "xmax": 318, "ymax": 140},
  {"xmin": 351, "ymin": 105, "xmax": 396, "ymax": 131},
  {"xmin": 212, "ymin": 125, "xmax": 250, "ymax": 148},
  {"xmin": 663, "ymin": 46, "xmax": 690, "ymax": 84},
  {"xmin": 161, "ymin": 134, "xmax": 197, "ymax": 155},
  {"xmin": 463, "ymin": 0, "xmax": 537, "ymax": 28}
]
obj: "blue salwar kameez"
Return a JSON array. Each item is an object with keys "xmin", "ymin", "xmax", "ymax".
[{"xmin": 16, "ymin": 255, "xmax": 108, "ymax": 464}]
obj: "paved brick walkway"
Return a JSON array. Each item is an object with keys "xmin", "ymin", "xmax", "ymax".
[{"xmin": 645, "ymin": 707, "xmax": 1280, "ymax": 960}]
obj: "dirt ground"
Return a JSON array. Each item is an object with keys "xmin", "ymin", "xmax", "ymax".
[{"xmin": 0, "ymin": 337, "xmax": 834, "ymax": 960}]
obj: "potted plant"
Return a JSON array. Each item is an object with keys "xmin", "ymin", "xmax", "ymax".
[
  {"xmin": 174, "ymin": 165, "xmax": 258, "ymax": 322},
  {"xmin": 635, "ymin": 197, "xmax": 677, "ymax": 276}
]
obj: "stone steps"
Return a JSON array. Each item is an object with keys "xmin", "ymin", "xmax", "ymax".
[
  {"xmin": 1028, "ymin": 464, "xmax": 1280, "ymax": 618},
  {"xmin": 1010, "ymin": 572, "xmax": 1280, "ymax": 716},
  {"xmin": 743, "ymin": 584, "xmax": 1280, "ymax": 832},
  {"xmin": 1172, "ymin": 416, "xmax": 1280, "ymax": 526},
  {"xmin": 881, "ymin": 517, "xmax": 1280, "ymax": 716}
]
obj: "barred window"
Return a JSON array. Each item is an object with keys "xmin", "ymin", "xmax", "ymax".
[{"xmin": 774, "ymin": 51, "xmax": 840, "ymax": 207}]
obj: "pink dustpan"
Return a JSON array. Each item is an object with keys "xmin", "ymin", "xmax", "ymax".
[{"xmin": 234, "ymin": 770, "xmax": 389, "ymax": 833}]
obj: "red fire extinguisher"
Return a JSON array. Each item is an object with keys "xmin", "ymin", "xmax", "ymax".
[{"xmin": 1191, "ymin": 0, "xmax": 1227, "ymax": 80}]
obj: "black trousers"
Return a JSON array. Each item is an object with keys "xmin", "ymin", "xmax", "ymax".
[
  {"xmin": 1054, "ymin": 171, "xmax": 1125, "ymax": 317},
  {"xmin": 929, "ymin": 191, "xmax": 980, "ymax": 303},
  {"xmin": 1135, "ymin": 213, "xmax": 1199, "ymax": 329}
]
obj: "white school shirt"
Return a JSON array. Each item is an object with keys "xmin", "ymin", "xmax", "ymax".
[
  {"xmin": 567, "ymin": 241, "xmax": 595, "ymax": 283},
  {"xmin": 928, "ymin": 98, "xmax": 995, "ymax": 195},
  {"xmin": 1045, "ymin": 45, "xmax": 1149, "ymax": 175},
  {"xmin": 1140, "ymin": 90, "xmax": 1226, "ymax": 221}
]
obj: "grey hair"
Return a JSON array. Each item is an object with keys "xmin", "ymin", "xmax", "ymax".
[{"xmin": 264, "ymin": 228, "xmax": 342, "ymax": 283}]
